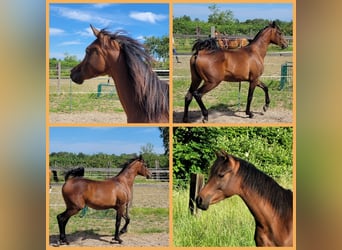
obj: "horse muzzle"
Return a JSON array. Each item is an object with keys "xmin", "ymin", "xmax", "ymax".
[
  {"xmin": 196, "ymin": 196, "xmax": 209, "ymax": 210},
  {"xmin": 70, "ymin": 66, "xmax": 84, "ymax": 84}
]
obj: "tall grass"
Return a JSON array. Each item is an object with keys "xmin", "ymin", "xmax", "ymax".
[{"xmin": 173, "ymin": 189, "xmax": 255, "ymax": 247}]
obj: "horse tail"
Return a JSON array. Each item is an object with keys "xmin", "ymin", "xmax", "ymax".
[
  {"xmin": 64, "ymin": 167, "xmax": 85, "ymax": 181},
  {"xmin": 192, "ymin": 38, "xmax": 219, "ymax": 55}
]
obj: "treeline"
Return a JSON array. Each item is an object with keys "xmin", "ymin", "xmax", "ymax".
[
  {"xmin": 174, "ymin": 17, "xmax": 293, "ymax": 36},
  {"xmin": 173, "ymin": 127, "xmax": 293, "ymax": 189},
  {"xmin": 49, "ymin": 152, "xmax": 168, "ymax": 170},
  {"xmin": 173, "ymin": 14, "xmax": 292, "ymax": 37}
]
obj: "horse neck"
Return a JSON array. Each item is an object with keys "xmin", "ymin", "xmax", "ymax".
[
  {"xmin": 238, "ymin": 183, "xmax": 278, "ymax": 230},
  {"xmin": 115, "ymin": 163, "xmax": 140, "ymax": 187},
  {"xmin": 248, "ymin": 29, "xmax": 272, "ymax": 58},
  {"xmin": 107, "ymin": 53, "xmax": 146, "ymax": 122}
]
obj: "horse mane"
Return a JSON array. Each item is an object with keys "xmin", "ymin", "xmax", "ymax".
[
  {"xmin": 99, "ymin": 30, "xmax": 169, "ymax": 121},
  {"xmin": 192, "ymin": 38, "xmax": 220, "ymax": 55},
  {"xmin": 249, "ymin": 22, "xmax": 280, "ymax": 45},
  {"xmin": 235, "ymin": 156, "xmax": 292, "ymax": 219},
  {"xmin": 116, "ymin": 155, "xmax": 144, "ymax": 176},
  {"xmin": 64, "ymin": 167, "xmax": 85, "ymax": 181}
]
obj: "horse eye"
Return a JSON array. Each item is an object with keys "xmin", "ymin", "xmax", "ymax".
[{"xmin": 218, "ymin": 173, "xmax": 225, "ymax": 178}]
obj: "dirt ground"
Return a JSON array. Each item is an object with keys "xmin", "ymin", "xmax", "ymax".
[
  {"xmin": 49, "ymin": 111, "xmax": 127, "ymax": 124},
  {"xmin": 173, "ymin": 107, "xmax": 293, "ymax": 124}
]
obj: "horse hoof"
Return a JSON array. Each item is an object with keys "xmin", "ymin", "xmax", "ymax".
[
  {"xmin": 247, "ymin": 113, "xmax": 254, "ymax": 118},
  {"xmin": 202, "ymin": 116, "xmax": 208, "ymax": 123},
  {"xmin": 112, "ymin": 237, "xmax": 123, "ymax": 244},
  {"xmin": 57, "ymin": 240, "xmax": 69, "ymax": 246},
  {"xmin": 263, "ymin": 105, "xmax": 268, "ymax": 112}
]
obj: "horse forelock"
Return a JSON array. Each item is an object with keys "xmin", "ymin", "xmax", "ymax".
[
  {"xmin": 100, "ymin": 29, "xmax": 168, "ymax": 121},
  {"xmin": 236, "ymin": 157, "xmax": 292, "ymax": 218}
]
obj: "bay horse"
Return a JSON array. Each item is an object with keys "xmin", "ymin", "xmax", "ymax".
[
  {"xmin": 183, "ymin": 21, "xmax": 288, "ymax": 122},
  {"xmin": 70, "ymin": 25, "xmax": 169, "ymax": 123},
  {"xmin": 217, "ymin": 37, "xmax": 249, "ymax": 49},
  {"xmin": 56, "ymin": 156, "xmax": 151, "ymax": 245},
  {"xmin": 196, "ymin": 150, "xmax": 293, "ymax": 246}
]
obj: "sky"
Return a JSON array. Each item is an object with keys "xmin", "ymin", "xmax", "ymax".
[
  {"xmin": 173, "ymin": 3, "xmax": 293, "ymax": 22},
  {"xmin": 49, "ymin": 3, "xmax": 169, "ymax": 60},
  {"xmin": 49, "ymin": 3, "xmax": 292, "ymax": 60},
  {"xmin": 49, "ymin": 127, "xmax": 165, "ymax": 155}
]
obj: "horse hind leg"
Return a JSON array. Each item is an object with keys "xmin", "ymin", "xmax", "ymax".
[
  {"xmin": 193, "ymin": 90, "xmax": 209, "ymax": 122},
  {"xmin": 57, "ymin": 208, "xmax": 80, "ymax": 245},
  {"xmin": 183, "ymin": 79, "xmax": 202, "ymax": 123}
]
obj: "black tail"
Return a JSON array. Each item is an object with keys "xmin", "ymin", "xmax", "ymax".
[
  {"xmin": 192, "ymin": 38, "xmax": 219, "ymax": 55},
  {"xmin": 64, "ymin": 167, "xmax": 84, "ymax": 181}
]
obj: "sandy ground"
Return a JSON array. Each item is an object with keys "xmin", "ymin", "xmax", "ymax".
[{"xmin": 173, "ymin": 107, "xmax": 293, "ymax": 124}]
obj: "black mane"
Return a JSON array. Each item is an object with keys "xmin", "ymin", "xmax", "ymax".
[{"xmin": 235, "ymin": 156, "xmax": 292, "ymax": 219}]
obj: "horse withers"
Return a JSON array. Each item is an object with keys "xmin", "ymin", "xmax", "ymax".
[
  {"xmin": 56, "ymin": 156, "xmax": 151, "ymax": 245},
  {"xmin": 196, "ymin": 150, "xmax": 293, "ymax": 246}
]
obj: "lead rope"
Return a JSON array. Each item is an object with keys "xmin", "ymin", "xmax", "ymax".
[{"xmin": 238, "ymin": 81, "xmax": 241, "ymax": 111}]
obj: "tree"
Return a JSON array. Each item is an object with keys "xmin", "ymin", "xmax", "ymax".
[
  {"xmin": 144, "ymin": 35, "xmax": 169, "ymax": 68},
  {"xmin": 208, "ymin": 4, "xmax": 235, "ymax": 25},
  {"xmin": 159, "ymin": 127, "xmax": 169, "ymax": 155}
]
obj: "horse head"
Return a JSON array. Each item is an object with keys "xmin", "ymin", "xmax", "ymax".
[
  {"xmin": 196, "ymin": 150, "xmax": 240, "ymax": 210},
  {"xmin": 269, "ymin": 21, "xmax": 288, "ymax": 49},
  {"xmin": 136, "ymin": 155, "xmax": 152, "ymax": 179},
  {"xmin": 70, "ymin": 25, "xmax": 119, "ymax": 84}
]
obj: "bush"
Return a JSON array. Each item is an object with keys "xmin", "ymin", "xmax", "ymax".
[{"xmin": 173, "ymin": 127, "xmax": 293, "ymax": 189}]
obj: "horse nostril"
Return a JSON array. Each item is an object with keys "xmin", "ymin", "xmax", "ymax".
[{"xmin": 196, "ymin": 196, "xmax": 202, "ymax": 206}]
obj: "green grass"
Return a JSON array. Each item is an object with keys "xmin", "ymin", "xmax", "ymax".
[
  {"xmin": 173, "ymin": 78, "xmax": 293, "ymax": 111},
  {"xmin": 49, "ymin": 78, "xmax": 124, "ymax": 113},
  {"xmin": 173, "ymin": 173, "xmax": 292, "ymax": 247},
  {"xmin": 173, "ymin": 189, "xmax": 255, "ymax": 247}
]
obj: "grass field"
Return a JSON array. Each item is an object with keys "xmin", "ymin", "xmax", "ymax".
[{"xmin": 49, "ymin": 77, "xmax": 124, "ymax": 114}]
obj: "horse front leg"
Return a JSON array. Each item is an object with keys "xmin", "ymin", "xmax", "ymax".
[
  {"xmin": 246, "ymin": 83, "xmax": 257, "ymax": 118},
  {"xmin": 119, "ymin": 204, "xmax": 130, "ymax": 235},
  {"xmin": 112, "ymin": 208, "xmax": 123, "ymax": 244},
  {"xmin": 257, "ymin": 81, "xmax": 270, "ymax": 112}
]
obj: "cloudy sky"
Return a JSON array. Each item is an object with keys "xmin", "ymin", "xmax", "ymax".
[
  {"xmin": 49, "ymin": 3, "xmax": 169, "ymax": 60},
  {"xmin": 49, "ymin": 127, "xmax": 165, "ymax": 155}
]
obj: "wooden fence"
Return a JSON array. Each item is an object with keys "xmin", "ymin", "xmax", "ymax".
[{"xmin": 50, "ymin": 167, "xmax": 169, "ymax": 182}]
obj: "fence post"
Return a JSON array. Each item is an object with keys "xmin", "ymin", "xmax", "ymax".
[
  {"xmin": 57, "ymin": 61, "xmax": 61, "ymax": 94},
  {"xmin": 189, "ymin": 173, "xmax": 204, "ymax": 215}
]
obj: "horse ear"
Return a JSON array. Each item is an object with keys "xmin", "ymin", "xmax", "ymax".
[
  {"xmin": 216, "ymin": 150, "xmax": 229, "ymax": 160},
  {"xmin": 271, "ymin": 21, "xmax": 276, "ymax": 28},
  {"xmin": 90, "ymin": 24, "xmax": 100, "ymax": 37}
]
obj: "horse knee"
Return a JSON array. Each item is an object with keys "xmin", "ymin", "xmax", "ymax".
[{"xmin": 185, "ymin": 91, "xmax": 193, "ymax": 102}]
